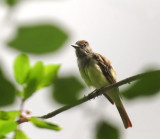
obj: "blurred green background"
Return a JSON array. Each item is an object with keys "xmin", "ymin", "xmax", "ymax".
[{"xmin": 0, "ymin": 0, "xmax": 160, "ymax": 139}]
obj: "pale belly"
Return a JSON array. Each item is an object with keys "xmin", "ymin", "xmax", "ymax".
[{"xmin": 79, "ymin": 59, "xmax": 110, "ymax": 89}]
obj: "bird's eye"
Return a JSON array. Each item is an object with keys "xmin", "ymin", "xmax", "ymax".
[{"xmin": 84, "ymin": 42, "xmax": 88, "ymax": 45}]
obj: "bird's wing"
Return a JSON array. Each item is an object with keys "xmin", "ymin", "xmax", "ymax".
[
  {"xmin": 93, "ymin": 54, "xmax": 132, "ymax": 128},
  {"xmin": 94, "ymin": 53, "xmax": 117, "ymax": 84},
  {"xmin": 93, "ymin": 53, "xmax": 117, "ymax": 104}
]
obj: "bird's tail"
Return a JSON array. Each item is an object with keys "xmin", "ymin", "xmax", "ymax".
[
  {"xmin": 105, "ymin": 89, "xmax": 132, "ymax": 129},
  {"xmin": 115, "ymin": 100, "xmax": 132, "ymax": 129}
]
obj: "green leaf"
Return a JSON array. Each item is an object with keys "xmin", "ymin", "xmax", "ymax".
[
  {"xmin": 7, "ymin": 24, "xmax": 69, "ymax": 54},
  {"xmin": 24, "ymin": 79, "xmax": 37, "ymax": 100},
  {"xmin": 30, "ymin": 117, "xmax": 61, "ymax": 131},
  {"xmin": 14, "ymin": 54, "xmax": 30, "ymax": 85},
  {"xmin": 0, "ymin": 136, "xmax": 5, "ymax": 139},
  {"xmin": 0, "ymin": 111, "xmax": 20, "ymax": 121},
  {"xmin": 14, "ymin": 130, "xmax": 29, "ymax": 139},
  {"xmin": 0, "ymin": 68, "xmax": 16, "ymax": 107},
  {"xmin": 38, "ymin": 64, "xmax": 60, "ymax": 88},
  {"xmin": 122, "ymin": 70, "xmax": 160, "ymax": 99},
  {"xmin": 96, "ymin": 121, "xmax": 119, "ymax": 139},
  {"xmin": 0, "ymin": 120, "xmax": 17, "ymax": 136},
  {"xmin": 52, "ymin": 75, "xmax": 85, "ymax": 104},
  {"xmin": 24, "ymin": 61, "xmax": 44, "ymax": 100},
  {"xmin": 4, "ymin": 0, "xmax": 20, "ymax": 7},
  {"xmin": 27, "ymin": 61, "xmax": 44, "ymax": 84}
]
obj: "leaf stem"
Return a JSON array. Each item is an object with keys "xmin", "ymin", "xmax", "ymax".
[{"xmin": 20, "ymin": 99, "xmax": 25, "ymax": 114}]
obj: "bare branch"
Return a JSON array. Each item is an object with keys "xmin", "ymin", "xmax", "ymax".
[{"xmin": 18, "ymin": 70, "xmax": 160, "ymax": 123}]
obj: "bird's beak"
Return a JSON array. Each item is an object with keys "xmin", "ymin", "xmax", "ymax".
[{"xmin": 71, "ymin": 44, "xmax": 79, "ymax": 48}]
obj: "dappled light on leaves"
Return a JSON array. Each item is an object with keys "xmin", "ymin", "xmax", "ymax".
[
  {"xmin": 122, "ymin": 70, "xmax": 160, "ymax": 99},
  {"xmin": 0, "ymin": 68, "xmax": 16, "ymax": 107},
  {"xmin": 96, "ymin": 121, "xmax": 119, "ymax": 139},
  {"xmin": 52, "ymin": 76, "xmax": 85, "ymax": 105},
  {"xmin": 7, "ymin": 24, "xmax": 69, "ymax": 54}
]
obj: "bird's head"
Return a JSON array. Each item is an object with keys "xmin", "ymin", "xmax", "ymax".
[{"xmin": 72, "ymin": 40, "xmax": 93, "ymax": 57}]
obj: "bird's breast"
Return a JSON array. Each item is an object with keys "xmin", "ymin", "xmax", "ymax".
[{"xmin": 78, "ymin": 57, "xmax": 110, "ymax": 89}]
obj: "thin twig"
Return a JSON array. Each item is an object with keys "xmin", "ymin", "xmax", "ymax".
[
  {"xmin": 18, "ymin": 70, "xmax": 160, "ymax": 123},
  {"xmin": 20, "ymin": 100, "xmax": 25, "ymax": 114},
  {"xmin": 39, "ymin": 70, "xmax": 160, "ymax": 119}
]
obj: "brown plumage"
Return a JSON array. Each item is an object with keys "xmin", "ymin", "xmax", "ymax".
[
  {"xmin": 72, "ymin": 40, "xmax": 132, "ymax": 128},
  {"xmin": 94, "ymin": 53, "xmax": 132, "ymax": 128}
]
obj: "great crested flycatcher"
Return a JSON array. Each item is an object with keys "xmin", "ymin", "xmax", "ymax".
[{"xmin": 72, "ymin": 40, "xmax": 132, "ymax": 129}]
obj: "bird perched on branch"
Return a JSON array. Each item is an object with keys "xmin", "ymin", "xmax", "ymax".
[{"xmin": 72, "ymin": 40, "xmax": 132, "ymax": 129}]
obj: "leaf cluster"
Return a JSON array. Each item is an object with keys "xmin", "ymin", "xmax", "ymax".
[
  {"xmin": 14, "ymin": 54, "xmax": 60, "ymax": 100},
  {"xmin": 0, "ymin": 54, "xmax": 62, "ymax": 138}
]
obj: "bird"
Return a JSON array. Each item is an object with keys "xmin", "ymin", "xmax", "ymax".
[{"xmin": 72, "ymin": 40, "xmax": 132, "ymax": 129}]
